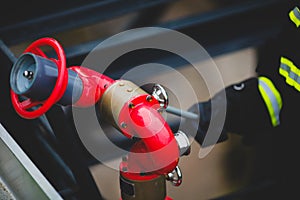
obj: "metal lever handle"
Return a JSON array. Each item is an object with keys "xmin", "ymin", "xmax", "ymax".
[
  {"xmin": 166, "ymin": 166, "xmax": 182, "ymax": 186},
  {"xmin": 152, "ymin": 84, "xmax": 169, "ymax": 109}
]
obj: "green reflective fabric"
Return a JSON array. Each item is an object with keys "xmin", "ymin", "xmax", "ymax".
[
  {"xmin": 258, "ymin": 76, "xmax": 282, "ymax": 127},
  {"xmin": 279, "ymin": 57, "xmax": 300, "ymax": 92},
  {"xmin": 289, "ymin": 7, "xmax": 300, "ymax": 27}
]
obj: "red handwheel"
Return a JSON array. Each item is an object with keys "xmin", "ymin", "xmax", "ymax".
[{"xmin": 10, "ymin": 37, "xmax": 68, "ymax": 119}]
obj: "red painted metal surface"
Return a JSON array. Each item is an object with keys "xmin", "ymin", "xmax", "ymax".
[
  {"xmin": 10, "ymin": 37, "xmax": 68, "ymax": 119},
  {"xmin": 69, "ymin": 66, "xmax": 115, "ymax": 107},
  {"xmin": 119, "ymin": 94, "xmax": 179, "ymax": 180}
]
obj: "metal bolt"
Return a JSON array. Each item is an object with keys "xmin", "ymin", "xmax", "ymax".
[
  {"xmin": 128, "ymin": 102, "xmax": 135, "ymax": 109},
  {"xmin": 119, "ymin": 82, "xmax": 125, "ymax": 86},
  {"xmin": 122, "ymin": 156, "xmax": 128, "ymax": 162},
  {"xmin": 127, "ymin": 88, "xmax": 133, "ymax": 92},
  {"xmin": 157, "ymin": 108, "xmax": 164, "ymax": 114},
  {"xmin": 23, "ymin": 70, "xmax": 34, "ymax": 80},
  {"xmin": 120, "ymin": 122, "xmax": 127, "ymax": 129},
  {"xmin": 140, "ymin": 172, "xmax": 147, "ymax": 176},
  {"xmin": 146, "ymin": 95, "xmax": 153, "ymax": 102}
]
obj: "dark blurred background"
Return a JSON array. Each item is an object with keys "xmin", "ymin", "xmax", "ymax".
[{"xmin": 0, "ymin": 0, "xmax": 289, "ymax": 199}]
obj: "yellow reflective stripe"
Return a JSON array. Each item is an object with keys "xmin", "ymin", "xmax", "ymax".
[
  {"xmin": 279, "ymin": 57, "xmax": 300, "ymax": 92},
  {"xmin": 259, "ymin": 77, "xmax": 282, "ymax": 110},
  {"xmin": 289, "ymin": 7, "xmax": 300, "ymax": 27},
  {"xmin": 258, "ymin": 77, "xmax": 282, "ymax": 127},
  {"xmin": 258, "ymin": 84, "xmax": 277, "ymax": 126}
]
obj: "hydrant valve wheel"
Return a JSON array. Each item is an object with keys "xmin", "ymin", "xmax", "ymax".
[{"xmin": 10, "ymin": 38, "xmax": 68, "ymax": 119}]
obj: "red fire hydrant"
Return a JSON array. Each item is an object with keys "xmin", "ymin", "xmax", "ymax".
[{"xmin": 10, "ymin": 37, "xmax": 190, "ymax": 200}]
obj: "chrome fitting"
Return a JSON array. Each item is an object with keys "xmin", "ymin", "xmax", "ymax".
[{"xmin": 174, "ymin": 130, "xmax": 191, "ymax": 156}]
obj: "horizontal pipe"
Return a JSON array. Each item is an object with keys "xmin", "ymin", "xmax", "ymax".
[{"xmin": 166, "ymin": 106, "xmax": 199, "ymax": 120}]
